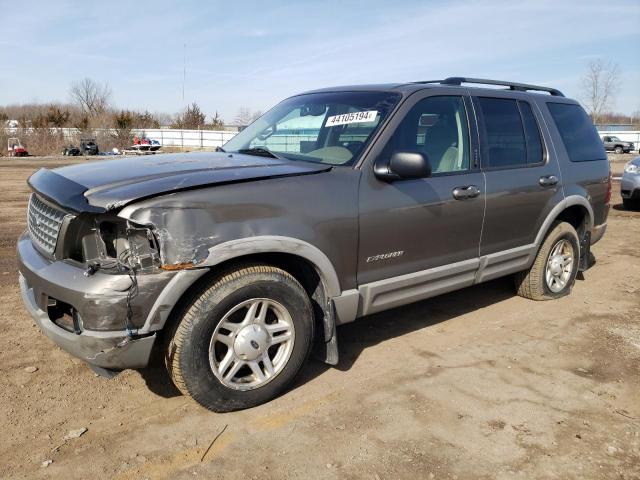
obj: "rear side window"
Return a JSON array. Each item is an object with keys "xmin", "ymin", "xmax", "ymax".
[
  {"xmin": 547, "ymin": 103, "xmax": 607, "ymax": 162},
  {"xmin": 478, "ymin": 98, "xmax": 526, "ymax": 169},
  {"xmin": 518, "ymin": 101, "xmax": 544, "ymax": 165}
]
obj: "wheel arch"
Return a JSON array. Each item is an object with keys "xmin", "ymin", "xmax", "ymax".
[
  {"xmin": 199, "ymin": 236, "xmax": 341, "ymax": 298},
  {"xmin": 154, "ymin": 237, "xmax": 341, "ymax": 364},
  {"xmin": 534, "ymin": 196, "xmax": 594, "ymax": 247}
]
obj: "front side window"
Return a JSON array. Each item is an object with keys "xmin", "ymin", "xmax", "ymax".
[
  {"xmin": 223, "ymin": 91, "xmax": 401, "ymax": 166},
  {"xmin": 385, "ymin": 96, "xmax": 470, "ymax": 174},
  {"xmin": 478, "ymin": 97, "xmax": 527, "ymax": 169},
  {"xmin": 547, "ymin": 103, "xmax": 607, "ymax": 162}
]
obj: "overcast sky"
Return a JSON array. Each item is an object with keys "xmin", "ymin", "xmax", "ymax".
[{"xmin": 0, "ymin": 0, "xmax": 638, "ymax": 121}]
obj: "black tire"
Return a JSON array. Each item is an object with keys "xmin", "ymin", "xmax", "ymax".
[
  {"xmin": 623, "ymin": 198, "xmax": 640, "ymax": 210},
  {"xmin": 515, "ymin": 222, "xmax": 580, "ymax": 301},
  {"xmin": 165, "ymin": 265, "xmax": 314, "ymax": 412},
  {"xmin": 614, "ymin": 146, "xmax": 623, "ymax": 154}
]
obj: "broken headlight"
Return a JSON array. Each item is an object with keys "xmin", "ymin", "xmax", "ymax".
[{"xmin": 73, "ymin": 216, "xmax": 161, "ymax": 273}]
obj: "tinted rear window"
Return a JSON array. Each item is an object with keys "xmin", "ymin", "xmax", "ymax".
[
  {"xmin": 478, "ymin": 97, "xmax": 526, "ymax": 169},
  {"xmin": 547, "ymin": 103, "xmax": 606, "ymax": 162}
]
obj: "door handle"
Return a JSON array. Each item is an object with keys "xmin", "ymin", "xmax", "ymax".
[
  {"xmin": 452, "ymin": 185, "xmax": 481, "ymax": 200},
  {"xmin": 539, "ymin": 175, "xmax": 558, "ymax": 187}
]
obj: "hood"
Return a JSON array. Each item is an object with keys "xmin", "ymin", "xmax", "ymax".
[{"xmin": 28, "ymin": 151, "xmax": 331, "ymax": 213}]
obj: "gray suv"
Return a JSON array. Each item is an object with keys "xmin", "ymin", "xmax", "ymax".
[
  {"xmin": 17, "ymin": 77, "xmax": 611, "ymax": 411},
  {"xmin": 602, "ymin": 135, "xmax": 635, "ymax": 154}
]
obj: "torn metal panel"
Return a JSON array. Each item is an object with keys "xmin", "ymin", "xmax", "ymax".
[{"xmin": 118, "ymin": 167, "xmax": 360, "ymax": 290}]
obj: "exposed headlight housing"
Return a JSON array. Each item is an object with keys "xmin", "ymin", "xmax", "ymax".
[
  {"xmin": 624, "ymin": 163, "xmax": 639, "ymax": 174},
  {"xmin": 64, "ymin": 215, "xmax": 161, "ymax": 273}
]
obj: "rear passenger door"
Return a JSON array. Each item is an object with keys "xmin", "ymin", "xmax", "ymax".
[{"xmin": 473, "ymin": 95, "xmax": 564, "ymax": 261}]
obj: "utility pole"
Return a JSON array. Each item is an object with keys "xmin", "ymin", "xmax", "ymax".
[{"xmin": 182, "ymin": 43, "xmax": 186, "ymax": 105}]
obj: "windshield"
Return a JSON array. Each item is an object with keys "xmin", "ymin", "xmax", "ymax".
[{"xmin": 223, "ymin": 91, "xmax": 401, "ymax": 166}]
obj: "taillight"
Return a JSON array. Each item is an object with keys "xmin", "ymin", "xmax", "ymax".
[{"xmin": 605, "ymin": 171, "xmax": 612, "ymax": 205}]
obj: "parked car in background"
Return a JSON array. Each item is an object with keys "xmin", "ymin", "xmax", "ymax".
[
  {"xmin": 602, "ymin": 135, "xmax": 635, "ymax": 154},
  {"xmin": 80, "ymin": 138, "xmax": 99, "ymax": 155},
  {"xmin": 621, "ymin": 156, "xmax": 640, "ymax": 210},
  {"xmin": 62, "ymin": 144, "xmax": 81, "ymax": 156},
  {"xmin": 18, "ymin": 77, "xmax": 610, "ymax": 412}
]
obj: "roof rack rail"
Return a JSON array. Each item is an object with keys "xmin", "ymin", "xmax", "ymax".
[{"xmin": 416, "ymin": 77, "xmax": 564, "ymax": 97}]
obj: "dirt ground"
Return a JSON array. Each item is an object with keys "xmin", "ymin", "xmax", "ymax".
[{"xmin": 1, "ymin": 154, "xmax": 639, "ymax": 480}]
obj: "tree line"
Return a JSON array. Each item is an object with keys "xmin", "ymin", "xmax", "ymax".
[{"xmin": 0, "ymin": 78, "xmax": 262, "ymax": 132}]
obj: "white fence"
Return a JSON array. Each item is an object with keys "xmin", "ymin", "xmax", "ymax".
[
  {"xmin": 3, "ymin": 127, "xmax": 238, "ymax": 149},
  {"xmin": 137, "ymin": 129, "xmax": 237, "ymax": 148}
]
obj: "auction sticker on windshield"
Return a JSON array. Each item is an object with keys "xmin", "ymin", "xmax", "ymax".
[{"xmin": 325, "ymin": 110, "xmax": 378, "ymax": 127}]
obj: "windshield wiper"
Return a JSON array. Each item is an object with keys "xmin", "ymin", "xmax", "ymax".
[{"xmin": 237, "ymin": 147, "xmax": 282, "ymax": 159}]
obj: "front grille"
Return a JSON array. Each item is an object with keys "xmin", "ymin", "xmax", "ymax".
[{"xmin": 27, "ymin": 194, "xmax": 68, "ymax": 256}]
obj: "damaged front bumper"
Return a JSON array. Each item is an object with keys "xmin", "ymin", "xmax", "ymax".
[
  {"xmin": 19, "ymin": 272, "xmax": 156, "ymax": 369},
  {"xmin": 17, "ymin": 232, "xmax": 208, "ymax": 370},
  {"xmin": 20, "ymin": 270, "xmax": 157, "ymax": 369}
]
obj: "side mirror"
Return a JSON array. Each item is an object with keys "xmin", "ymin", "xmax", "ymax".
[
  {"xmin": 374, "ymin": 151, "xmax": 432, "ymax": 181},
  {"xmin": 257, "ymin": 125, "xmax": 276, "ymax": 141}
]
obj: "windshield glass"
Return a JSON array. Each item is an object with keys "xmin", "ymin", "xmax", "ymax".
[{"xmin": 223, "ymin": 91, "xmax": 401, "ymax": 166}]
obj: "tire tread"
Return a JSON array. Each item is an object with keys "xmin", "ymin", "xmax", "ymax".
[
  {"xmin": 165, "ymin": 264, "xmax": 309, "ymax": 411},
  {"xmin": 515, "ymin": 222, "xmax": 579, "ymax": 301}
]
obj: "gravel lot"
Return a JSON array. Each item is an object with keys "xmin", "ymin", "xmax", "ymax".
[{"xmin": 1, "ymin": 154, "xmax": 639, "ymax": 480}]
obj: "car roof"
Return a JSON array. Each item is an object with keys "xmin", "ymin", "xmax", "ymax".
[{"xmin": 301, "ymin": 77, "xmax": 567, "ymax": 99}]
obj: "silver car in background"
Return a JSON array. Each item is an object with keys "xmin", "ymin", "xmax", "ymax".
[{"xmin": 621, "ymin": 156, "xmax": 640, "ymax": 210}]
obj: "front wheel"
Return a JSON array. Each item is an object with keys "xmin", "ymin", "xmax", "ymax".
[
  {"xmin": 165, "ymin": 265, "xmax": 314, "ymax": 412},
  {"xmin": 515, "ymin": 222, "xmax": 580, "ymax": 300}
]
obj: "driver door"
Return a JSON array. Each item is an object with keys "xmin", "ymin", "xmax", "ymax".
[{"xmin": 357, "ymin": 93, "xmax": 485, "ymax": 314}]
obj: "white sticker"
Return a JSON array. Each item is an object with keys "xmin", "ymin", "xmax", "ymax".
[{"xmin": 325, "ymin": 110, "xmax": 378, "ymax": 127}]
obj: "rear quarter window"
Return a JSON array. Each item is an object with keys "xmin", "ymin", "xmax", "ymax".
[{"xmin": 547, "ymin": 103, "xmax": 606, "ymax": 162}]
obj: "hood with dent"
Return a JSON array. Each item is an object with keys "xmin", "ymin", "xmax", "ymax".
[{"xmin": 28, "ymin": 151, "xmax": 331, "ymax": 212}]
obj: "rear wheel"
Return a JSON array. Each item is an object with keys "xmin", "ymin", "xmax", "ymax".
[
  {"xmin": 614, "ymin": 146, "xmax": 623, "ymax": 154},
  {"xmin": 515, "ymin": 222, "xmax": 580, "ymax": 300},
  {"xmin": 165, "ymin": 265, "xmax": 314, "ymax": 412}
]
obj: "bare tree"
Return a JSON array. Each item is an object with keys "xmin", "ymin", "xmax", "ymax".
[
  {"xmin": 250, "ymin": 110, "xmax": 263, "ymax": 122},
  {"xmin": 234, "ymin": 107, "xmax": 253, "ymax": 126},
  {"xmin": 580, "ymin": 59, "xmax": 621, "ymax": 124},
  {"xmin": 70, "ymin": 78, "xmax": 112, "ymax": 117}
]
